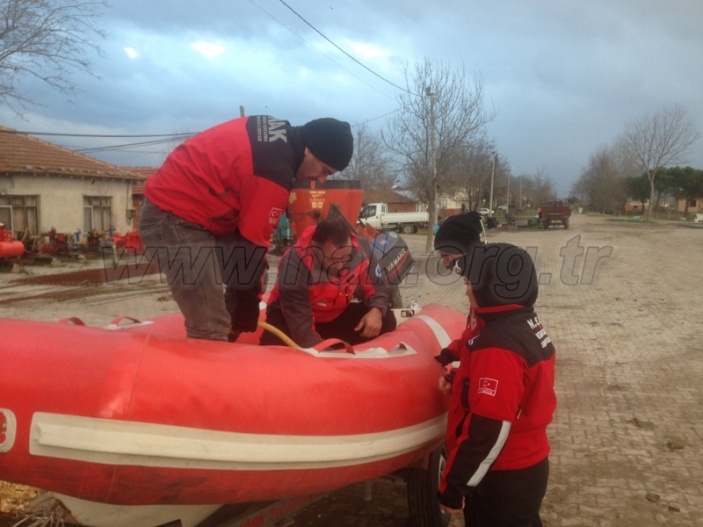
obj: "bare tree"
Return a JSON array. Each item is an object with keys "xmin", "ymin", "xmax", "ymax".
[
  {"xmin": 444, "ymin": 137, "xmax": 495, "ymax": 211},
  {"xmin": 572, "ymin": 146, "xmax": 627, "ymax": 214},
  {"xmin": 619, "ymin": 104, "xmax": 699, "ymax": 219},
  {"xmin": 384, "ymin": 57, "xmax": 495, "ymax": 251},
  {"xmin": 0, "ymin": 0, "xmax": 107, "ymax": 114},
  {"xmin": 523, "ymin": 169, "xmax": 556, "ymax": 208},
  {"xmin": 339, "ymin": 123, "xmax": 397, "ymax": 190}
]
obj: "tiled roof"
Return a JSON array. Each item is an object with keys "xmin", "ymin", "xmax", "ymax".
[
  {"xmin": 128, "ymin": 166, "xmax": 158, "ymax": 195},
  {"xmin": 0, "ymin": 126, "xmax": 144, "ymax": 181}
]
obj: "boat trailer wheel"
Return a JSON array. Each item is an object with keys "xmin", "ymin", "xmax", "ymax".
[{"xmin": 405, "ymin": 445, "xmax": 451, "ymax": 527}]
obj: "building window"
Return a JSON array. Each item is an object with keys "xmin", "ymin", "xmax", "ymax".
[
  {"xmin": 689, "ymin": 199, "xmax": 698, "ymax": 208},
  {"xmin": 84, "ymin": 196, "xmax": 112, "ymax": 232},
  {"xmin": 0, "ymin": 195, "xmax": 39, "ymax": 237}
]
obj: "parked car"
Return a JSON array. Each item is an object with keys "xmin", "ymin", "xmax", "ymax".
[
  {"xmin": 694, "ymin": 213, "xmax": 703, "ymax": 223},
  {"xmin": 477, "ymin": 207, "xmax": 493, "ymax": 216}
]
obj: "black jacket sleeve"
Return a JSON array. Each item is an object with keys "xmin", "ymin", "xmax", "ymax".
[{"xmin": 438, "ymin": 414, "xmax": 511, "ymax": 509}]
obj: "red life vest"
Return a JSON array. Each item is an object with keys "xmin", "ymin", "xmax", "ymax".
[{"xmin": 269, "ymin": 225, "xmax": 374, "ymax": 324}]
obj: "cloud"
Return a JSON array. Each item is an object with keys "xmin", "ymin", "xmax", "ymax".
[
  {"xmin": 190, "ymin": 40, "xmax": 226, "ymax": 59},
  {"xmin": 2, "ymin": 0, "xmax": 702, "ymax": 196}
]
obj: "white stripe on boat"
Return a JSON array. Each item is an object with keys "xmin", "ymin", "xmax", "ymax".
[
  {"xmin": 415, "ymin": 314, "xmax": 452, "ymax": 348},
  {"xmin": 30, "ymin": 412, "xmax": 446, "ymax": 470}
]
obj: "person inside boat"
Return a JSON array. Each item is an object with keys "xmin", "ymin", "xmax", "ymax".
[
  {"xmin": 261, "ymin": 216, "xmax": 396, "ymax": 348},
  {"xmin": 432, "ymin": 215, "xmax": 557, "ymax": 526},
  {"xmin": 138, "ymin": 115, "xmax": 354, "ymax": 342}
]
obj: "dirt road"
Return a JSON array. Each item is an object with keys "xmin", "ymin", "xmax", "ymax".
[{"xmin": 1, "ymin": 214, "xmax": 702, "ymax": 526}]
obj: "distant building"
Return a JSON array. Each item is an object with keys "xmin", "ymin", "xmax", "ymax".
[
  {"xmin": 128, "ymin": 166, "xmax": 159, "ymax": 230},
  {"xmin": 676, "ymin": 196, "xmax": 703, "ymax": 214},
  {"xmin": 362, "ymin": 189, "xmax": 421, "ymax": 213},
  {"xmin": 624, "ymin": 200, "xmax": 645, "ymax": 214},
  {"xmin": 0, "ymin": 126, "xmax": 145, "ymax": 238}
]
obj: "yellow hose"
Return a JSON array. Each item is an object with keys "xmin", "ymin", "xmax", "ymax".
[{"xmin": 257, "ymin": 321, "xmax": 300, "ymax": 348}]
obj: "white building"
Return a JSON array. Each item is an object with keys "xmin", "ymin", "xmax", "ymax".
[{"xmin": 0, "ymin": 126, "xmax": 144, "ymax": 239}]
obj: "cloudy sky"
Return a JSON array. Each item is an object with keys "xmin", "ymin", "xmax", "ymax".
[{"xmin": 2, "ymin": 0, "xmax": 702, "ymax": 196}]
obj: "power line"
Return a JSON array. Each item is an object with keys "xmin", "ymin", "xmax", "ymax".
[
  {"xmin": 276, "ymin": 0, "xmax": 418, "ymax": 97},
  {"xmin": 248, "ymin": 0, "xmax": 395, "ymax": 100},
  {"xmin": 76, "ymin": 135, "xmax": 193, "ymax": 154},
  {"xmin": 0, "ymin": 130, "xmax": 193, "ymax": 139},
  {"xmin": 1, "ymin": 129, "xmax": 192, "ymax": 156}
]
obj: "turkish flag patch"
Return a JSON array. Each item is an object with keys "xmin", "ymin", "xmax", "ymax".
[
  {"xmin": 268, "ymin": 207, "xmax": 284, "ymax": 225},
  {"xmin": 478, "ymin": 377, "xmax": 498, "ymax": 396}
]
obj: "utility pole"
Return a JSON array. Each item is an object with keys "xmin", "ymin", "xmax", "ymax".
[
  {"xmin": 519, "ymin": 178, "xmax": 522, "ymax": 210},
  {"xmin": 425, "ymin": 86, "xmax": 437, "ymax": 253},
  {"xmin": 506, "ymin": 171, "xmax": 510, "ymax": 218},
  {"xmin": 489, "ymin": 152, "xmax": 497, "ymax": 217}
]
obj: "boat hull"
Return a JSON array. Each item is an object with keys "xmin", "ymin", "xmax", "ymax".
[{"xmin": 0, "ymin": 304, "xmax": 465, "ymax": 508}]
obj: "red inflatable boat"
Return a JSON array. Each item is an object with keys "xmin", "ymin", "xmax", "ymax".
[{"xmin": 0, "ymin": 303, "xmax": 465, "ymax": 527}]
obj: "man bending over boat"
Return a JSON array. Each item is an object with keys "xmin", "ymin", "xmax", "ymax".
[
  {"xmin": 261, "ymin": 216, "xmax": 396, "ymax": 348},
  {"xmin": 139, "ymin": 116, "xmax": 353, "ymax": 342},
  {"xmin": 432, "ymin": 213, "xmax": 557, "ymax": 527}
]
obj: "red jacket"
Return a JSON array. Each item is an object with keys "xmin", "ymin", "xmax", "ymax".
[
  {"xmin": 144, "ymin": 116, "xmax": 302, "ymax": 246},
  {"xmin": 439, "ymin": 304, "xmax": 556, "ymax": 509},
  {"xmin": 266, "ymin": 225, "xmax": 390, "ymax": 346}
]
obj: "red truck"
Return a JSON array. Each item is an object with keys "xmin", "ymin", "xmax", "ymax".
[{"xmin": 537, "ymin": 200, "xmax": 572, "ymax": 229}]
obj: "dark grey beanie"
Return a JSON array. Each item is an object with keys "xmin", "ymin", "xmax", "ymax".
[
  {"xmin": 434, "ymin": 212, "xmax": 484, "ymax": 256},
  {"xmin": 301, "ymin": 118, "xmax": 354, "ymax": 171}
]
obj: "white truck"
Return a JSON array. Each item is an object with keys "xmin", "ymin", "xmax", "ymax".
[{"xmin": 358, "ymin": 202, "xmax": 429, "ymax": 234}]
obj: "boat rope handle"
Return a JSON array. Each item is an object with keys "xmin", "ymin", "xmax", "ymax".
[
  {"xmin": 58, "ymin": 317, "xmax": 86, "ymax": 325},
  {"xmin": 257, "ymin": 321, "xmax": 300, "ymax": 348},
  {"xmin": 110, "ymin": 316, "xmax": 142, "ymax": 326}
]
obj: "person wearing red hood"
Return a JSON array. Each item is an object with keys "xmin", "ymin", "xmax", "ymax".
[
  {"xmin": 139, "ymin": 115, "xmax": 354, "ymax": 342},
  {"xmin": 432, "ymin": 213, "xmax": 557, "ymax": 526}
]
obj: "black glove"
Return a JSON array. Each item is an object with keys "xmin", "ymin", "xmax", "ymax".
[
  {"xmin": 434, "ymin": 347, "xmax": 456, "ymax": 367},
  {"xmin": 229, "ymin": 289, "xmax": 260, "ymax": 333}
]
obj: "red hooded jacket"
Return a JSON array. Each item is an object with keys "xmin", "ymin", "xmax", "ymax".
[{"xmin": 437, "ymin": 243, "xmax": 557, "ymax": 510}]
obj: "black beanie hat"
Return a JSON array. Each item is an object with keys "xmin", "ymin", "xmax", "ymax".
[
  {"xmin": 434, "ymin": 212, "xmax": 484, "ymax": 257},
  {"xmin": 302, "ymin": 118, "xmax": 354, "ymax": 172},
  {"xmin": 464, "ymin": 243, "xmax": 538, "ymax": 308}
]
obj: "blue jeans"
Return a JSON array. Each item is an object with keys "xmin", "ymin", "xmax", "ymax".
[{"xmin": 139, "ymin": 198, "xmax": 262, "ymax": 341}]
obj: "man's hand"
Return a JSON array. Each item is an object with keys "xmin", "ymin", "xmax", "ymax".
[
  {"xmin": 354, "ymin": 307, "xmax": 383, "ymax": 338},
  {"xmin": 230, "ymin": 289, "xmax": 260, "ymax": 333},
  {"xmin": 439, "ymin": 503, "xmax": 463, "ymax": 514},
  {"xmin": 438, "ymin": 373, "xmax": 453, "ymax": 396},
  {"xmin": 438, "ymin": 492, "xmax": 465, "ymax": 514}
]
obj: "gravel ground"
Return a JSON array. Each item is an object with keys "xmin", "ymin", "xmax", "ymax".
[{"xmin": 1, "ymin": 213, "xmax": 702, "ymax": 526}]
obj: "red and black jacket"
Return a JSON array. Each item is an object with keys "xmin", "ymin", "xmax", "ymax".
[
  {"xmin": 144, "ymin": 115, "xmax": 302, "ymax": 246},
  {"xmin": 438, "ymin": 305, "xmax": 556, "ymax": 508}
]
